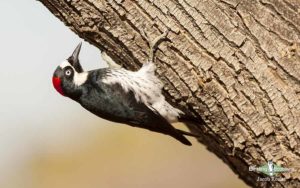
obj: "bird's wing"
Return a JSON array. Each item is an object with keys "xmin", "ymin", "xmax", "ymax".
[
  {"xmin": 98, "ymin": 81, "xmax": 191, "ymax": 145},
  {"xmin": 101, "ymin": 66, "xmax": 183, "ymax": 122}
]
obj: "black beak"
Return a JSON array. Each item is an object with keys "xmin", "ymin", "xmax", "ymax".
[{"xmin": 68, "ymin": 42, "xmax": 83, "ymax": 73}]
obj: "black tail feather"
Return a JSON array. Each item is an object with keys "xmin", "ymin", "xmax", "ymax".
[{"xmin": 172, "ymin": 133, "xmax": 192, "ymax": 146}]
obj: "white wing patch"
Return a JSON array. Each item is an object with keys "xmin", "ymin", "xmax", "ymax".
[{"xmin": 102, "ymin": 62, "xmax": 183, "ymax": 122}]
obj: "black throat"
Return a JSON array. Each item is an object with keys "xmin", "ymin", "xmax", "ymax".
[{"xmin": 62, "ymin": 81, "xmax": 84, "ymax": 101}]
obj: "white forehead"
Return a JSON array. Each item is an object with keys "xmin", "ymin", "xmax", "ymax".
[{"xmin": 59, "ymin": 61, "xmax": 72, "ymax": 69}]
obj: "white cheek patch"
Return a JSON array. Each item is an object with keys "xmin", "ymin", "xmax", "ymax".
[
  {"xmin": 59, "ymin": 60, "xmax": 88, "ymax": 86},
  {"xmin": 73, "ymin": 72, "xmax": 88, "ymax": 86}
]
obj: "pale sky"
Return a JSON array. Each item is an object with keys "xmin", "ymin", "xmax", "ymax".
[{"xmin": 0, "ymin": 0, "xmax": 109, "ymax": 181}]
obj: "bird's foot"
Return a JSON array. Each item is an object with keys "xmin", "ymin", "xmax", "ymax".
[{"xmin": 141, "ymin": 28, "xmax": 170, "ymax": 63}]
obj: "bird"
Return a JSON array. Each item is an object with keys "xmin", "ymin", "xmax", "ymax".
[{"xmin": 52, "ymin": 30, "xmax": 198, "ymax": 145}]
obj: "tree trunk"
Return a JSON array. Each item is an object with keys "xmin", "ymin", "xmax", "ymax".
[{"xmin": 38, "ymin": 0, "xmax": 300, "ymax": 187}]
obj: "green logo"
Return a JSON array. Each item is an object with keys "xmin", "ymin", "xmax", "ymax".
[{"xmin": 249, "ymin": 161, "xmax": 292, "ymax": 177}]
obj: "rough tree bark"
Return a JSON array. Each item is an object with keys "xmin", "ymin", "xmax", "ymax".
[{"xmin": 38, "ymin": 0, "xmax": 300, "ymax": 187}]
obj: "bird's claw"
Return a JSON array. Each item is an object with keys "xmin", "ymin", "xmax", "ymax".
[{"xmin": 141, "ymin": 28, "xmax": 170, "ymax": 63}]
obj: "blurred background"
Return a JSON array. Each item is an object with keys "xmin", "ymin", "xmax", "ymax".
[{"xmin": 0, "ymin": 1, "xmax": 248, "ymax": 188}]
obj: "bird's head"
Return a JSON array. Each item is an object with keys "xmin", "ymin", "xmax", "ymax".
[{"xmin": 52, "ymin": 43, "xmax": 87, "ymax": 97}]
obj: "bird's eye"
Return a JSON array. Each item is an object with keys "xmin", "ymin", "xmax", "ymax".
[{"xmin": 65, "ymin": 69, "xmax": 72, "ymax": 76}]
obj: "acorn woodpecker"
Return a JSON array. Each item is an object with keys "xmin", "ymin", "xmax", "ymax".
[{"xmin": 52, "ymin": 31, "xmax": 197, "ymax": 145}]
